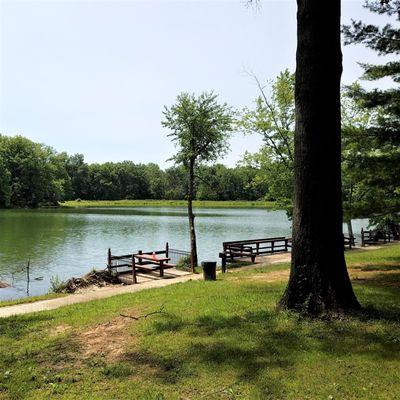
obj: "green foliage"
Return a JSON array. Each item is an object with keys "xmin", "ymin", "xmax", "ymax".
[
  {"xmin": 0, "ymin": 134, "xmax": 267, "ymax": 208},
  {"xmin": 162, "ymin": 91, "xmax": 233, "ymax": 166},
  {"xmin": 0, "ymin": 135, "xmax": 71, "ymax": 208},
  {"xmin": 342, "ymin": 1, "xmax": 400, "ymax": 225},
  {"xmin": 49, "ymin": 276, "xmax": 65, "ymax": 293},
  {"xmin": 240, "ymin": 67, "xmax": 400, "ymax": 224},
  {"xmin": 239, "ymin": 70, "xmax": 295, "ymax": 214},
  {"xmin": 175, "ymin": 255, "xmax": 191, "ymax": 271},
  {"xmin": 196, "ymin": 164, "xmax": 265, "ymax": 201}
]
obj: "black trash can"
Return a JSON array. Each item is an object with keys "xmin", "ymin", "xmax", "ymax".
[{"xmin": 202, "ymin": 261, "xmax": 217, "ymax": 281}]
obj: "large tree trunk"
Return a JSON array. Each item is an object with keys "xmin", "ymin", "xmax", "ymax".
[
  {"xmin": 279, "ymin": 0, "xmax": 360, "ymax": 314},
  {"xmin": 188, "ymin": 158, "xmax": 198, "ymax": 272}
]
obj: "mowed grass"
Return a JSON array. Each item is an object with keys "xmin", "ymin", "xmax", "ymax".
[
  {"xmin": 59, "ymin": 199, "xmax": 276, "ymax": 209},
  {"xmin": 0, "ymin": 293, "xmax": 66, "ymax": 308},
  {"xmin": 0, "ymin": 245, "xmax": 399, "ymax": 399}
]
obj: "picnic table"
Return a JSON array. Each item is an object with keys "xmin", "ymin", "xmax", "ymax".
[
  {"xmin": 132, "ymin": 253, "xmax": 174, "ymax": 283},
  {"xmin": 107, "ymin": 243, "xmax": 191, "ymax": 284}
]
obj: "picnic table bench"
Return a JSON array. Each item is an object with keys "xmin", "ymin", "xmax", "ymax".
[
  {"xmin": 361, "ymin": 228, "xmax": 390, "ymax": 247},
  {"xmin": 219, "ymin": 236, "xmax": 292, "ymax": 272},
  {"xmin": 343, "ymin": 235, "xmax": 356, "ymax": 250}
]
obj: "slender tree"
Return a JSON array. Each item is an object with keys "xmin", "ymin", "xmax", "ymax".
[
  {"xmin": 278, "ymin": 0, "xmax": 360, "ymax": 314},
  {"xmin": 162, "ymin": 92, "xmax": 233, "ymax": 271}
]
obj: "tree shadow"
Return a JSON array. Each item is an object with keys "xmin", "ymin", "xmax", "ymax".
[
  {"xmin": 0, "ymin": 313, "xmax": 53, "ymax": 339},
  {"xmin": 119, "ymin": 281, "xmax": 400, "ymax": 397}
]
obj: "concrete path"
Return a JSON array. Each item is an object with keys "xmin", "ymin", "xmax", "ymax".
[
  {"xmin": 0, "ymin": 272, "xmax": 202, "ymax": 318},
  {"xmin": 0, "ymin": 252, "xmax": 293, "ymax": 319}
]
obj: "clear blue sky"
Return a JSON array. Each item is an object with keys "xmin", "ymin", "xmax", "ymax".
[{"xmin": 0, "ymin": 0, "xmax": 389, "ymax": 168}]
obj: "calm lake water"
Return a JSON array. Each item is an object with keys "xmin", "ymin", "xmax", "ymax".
[{"xmin": 0, "ymin": 207, "xmax": 368, "ymax": 300}]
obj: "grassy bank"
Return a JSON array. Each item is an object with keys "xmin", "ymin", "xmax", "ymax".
[
  {"xmin": 59, "ymin": 199, "xmax": 277, "ymax": 209},
  {"xmin": 0, "ymin": 245, "xmax": 399, "ymax": 399},
  {"xmin": 0, "ymin": 293, "xmax": 66, "ymax": 308}
]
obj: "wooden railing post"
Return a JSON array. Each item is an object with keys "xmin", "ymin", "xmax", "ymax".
[
  {"xmin": 107, "ymin": 248, "xmax": 112, "ymax": 271},
  {"xmin": 361, "ymin": 228, "xmax": 365, "ymax": 247},
  {"xmin": 132, "ymin": 255, "xmax": 137, "ymax": 284},
  {"xmin": 221, "ymin": 253, "xmax": 227, "ymax": 273},
  {"xmin": 166, "ymin": 242, "xmax": 169, "ymax": 258},
  {"xmin": 138, "ymin": 250, "xmax": 143, "ymax": 265}
]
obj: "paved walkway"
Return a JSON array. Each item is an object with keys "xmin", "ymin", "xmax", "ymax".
[
  {"xmin": 0, "ymin": 272, "xmax": 202, "ymax": 318},
  {"xmin": 0, "ymin": 253, "xmax": 292, "ymax": 319}
]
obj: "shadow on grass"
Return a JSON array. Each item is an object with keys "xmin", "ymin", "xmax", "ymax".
[
  {"xmin": 352, "ymin": 272, "xmax": 400, "ymax": 290},
  {"xmin": 119, "ymin": 281, "xmax": 400, "ymax": 397},
  {"xmin": 353, "ymin": 264, "xmax": 400, "ymax": 272},
  {"xmin": 0, "ymin": 313, "xmax": 53, "ymax": 339}
]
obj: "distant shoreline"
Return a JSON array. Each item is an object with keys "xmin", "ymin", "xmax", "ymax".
[{"xmin": 59, "ymin": 199, "xmax": 277, "ymax": 209}]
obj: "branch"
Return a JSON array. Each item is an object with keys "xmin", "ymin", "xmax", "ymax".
[
  {"xmin": 247, "ymin": 70, "xmax": 294, "ymax": 163},
  {"xmin": 120, "ymin": 304, "xmax": 166, "ymax": 320}
]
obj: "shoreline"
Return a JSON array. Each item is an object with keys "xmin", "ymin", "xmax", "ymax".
[{"xmin": 59, "ymin": 199, "xmax": 277, "ymax": 209}]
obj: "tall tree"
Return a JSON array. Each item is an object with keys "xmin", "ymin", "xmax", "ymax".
[
  {"xmin": 278, "ymin": 0, "xmax": 360, "ymax": 314},
  {"xmin": 162, "ymin": 92, "xmax": 233, "ymax": 271}
]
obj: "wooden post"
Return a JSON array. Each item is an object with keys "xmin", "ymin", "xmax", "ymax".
[
  {"xmin": 285, "ymin": 239, "xmax": 288, "ymax": 252},
  {"xmin": 361, "ymin": 228, "xmax": 365, "ymax": 247},
  {"xmin": 26, "ymin": 258, "xmax": 30, "ymax": 297},
  {"xmin": 138, "ymin": 250, "xmax": 143, "ymax": 265},
  {"xmin": 107, "ymin": 248, "xmax": 112, "ymax": 271},
  {"xmin": 132, "ymin": 255, "xmax": 137, "ymax": 284},
  {"xmin": 165, "ymin": 242, "xmax": 169, "ymax": 258},
  {"xmin": 160, "ymin": 261, "xmax": 164, "ymax": 277},
  {"xmin": 271, "ymin": 240, "xmax": 275, "ymax": 254},
  {"xmin": 220, "ymin": 253, "xmax": 227, "ymax": 273},
  {"xmin": 256, "ymin": 242, "xmax": 260, "ymax": 255}
]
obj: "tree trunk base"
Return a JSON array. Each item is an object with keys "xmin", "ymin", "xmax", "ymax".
[{"xmin": 278, "ymin": 263, "xmax": 361, "ymax": 316}]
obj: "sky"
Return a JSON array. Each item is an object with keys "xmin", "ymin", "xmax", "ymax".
[{"xmin": 0, "ymin": 0, "xmax": 392, "ymax": 168}]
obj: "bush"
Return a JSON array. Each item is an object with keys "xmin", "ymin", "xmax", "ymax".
[{"xmin": 175, "ymin": 255, "xmax": 191, "ymax": 271}]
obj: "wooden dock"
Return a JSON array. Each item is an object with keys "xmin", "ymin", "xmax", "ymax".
[{"xmin": 117, "ymin": 268, "xmax": 191, "ymax": 285}]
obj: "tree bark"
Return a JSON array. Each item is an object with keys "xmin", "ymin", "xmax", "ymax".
[
  {"xmin": 188, "ymin": 157, "xmax": 198, "ymax": 272},
  {"xmin": 279, "ymin": 0, "xmax": 360, "ymax": 314}
]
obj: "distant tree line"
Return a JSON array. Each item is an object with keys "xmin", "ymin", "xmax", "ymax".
[{"xmin": 0, "ymin": 134, "xmax": 267, "ymax": 208}]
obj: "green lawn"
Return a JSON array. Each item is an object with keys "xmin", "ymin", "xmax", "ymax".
[
  {"xmin": 0, "ymin": 293, "xmax": 66, "ymax": 308},
  {"xmin": 0, "ymin": 245, "xmax": 399, "ymax": 399},
  {"xmin": 59, "ymin": 199, "xmax": 276, "ymax": 209}
]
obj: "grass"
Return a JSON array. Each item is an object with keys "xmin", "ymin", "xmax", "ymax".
[
  {"xmin": 59, "ymin": 199, "xmax": 277, "ymax": 209},
  {"xmin": 0, "ymin": 245, "xmax": 399, "ymax": 399},
  {"xmin": 0, "ymin": 293, "xmax": 66, "ymax": 308}
]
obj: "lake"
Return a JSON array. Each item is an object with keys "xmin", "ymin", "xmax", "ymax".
[{"xmin": 0, "ymin": 207, "xmax": 369, "ymax": 300}]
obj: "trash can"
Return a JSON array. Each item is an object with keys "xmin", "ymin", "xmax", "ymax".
[{"xmin": 202, "ymin": 261, "xmax": 217, "ymax": 281}]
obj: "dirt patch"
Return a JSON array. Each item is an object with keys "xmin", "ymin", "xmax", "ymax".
[
  {"xmin": 247, "ymin": 269, "xmax": 290, "ymax": 283},
  {"xmin": 75, "ymin": 317, "xmax": 135, "ymax": 361}
]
